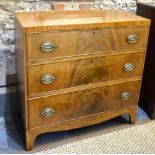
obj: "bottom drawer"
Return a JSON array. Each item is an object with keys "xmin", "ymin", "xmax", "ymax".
[{"xmin": 28, "ymin": 80, "xmax": 140, "ymax": 129}]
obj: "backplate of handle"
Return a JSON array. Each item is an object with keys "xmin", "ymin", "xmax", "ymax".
[
  {"xmin": 41, "ymin": 74, "xmax": 55, "ymax": 84},
  {"xmin": 120, "ymin": 92, "xmax": 132, "ymax": 100},
  {"xmin": 40, "ymin": 41, "xmax": 56, "ymax": 52},
  {"xmin": 124, "ymin": 63, "xmax": 135, "ymax": 72},
  {"xmin": 127, "ymin": 34, "xmax": 138, "ymax": 44},
  {"xmin": 42, "ymin": 107, "xmax": 55, "ymax": 117}
]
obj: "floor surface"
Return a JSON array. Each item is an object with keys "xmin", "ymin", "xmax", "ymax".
[{"xmin": 0, "ymin": 107, "xmax": 150, "ymax": 154}]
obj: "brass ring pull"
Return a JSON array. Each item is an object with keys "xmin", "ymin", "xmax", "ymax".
[
  {"xmin": 40, "ymin": 41, "xmax": 56, "ymax": 52},
  {"xmin": 41, "ymin": 74, "xmax": 55, "ymax": 84},
  {"xmin": 42, "ymin": 107, "xmax": 55, "ymax": 117},
  {"xmin": 124, "ymin": 63, "xmax": 135, "ymax": 72},
  {"xmin": 127, "ymin": 34, "xmax": 138, "ymax": 44},
  {"xmin": 120, "ymin": 92, "xmax": 132, "ymax": 100}
]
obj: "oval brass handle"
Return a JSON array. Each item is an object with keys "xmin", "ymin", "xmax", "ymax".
[
  {"xmin": 40, "ymin": 41, "xmax": 56, "ymax": 52},
  {"xmin": 42, "ymin": 107, "xmax": 55, "ymax": 117},
  {"xmin": 127, "ymin": 34, "xmax": 138, "ymax": 44},
  {"xmin": 120, "ymin": 92, "xmax": 132, "ymax": 100},
  {"xmin": 124, "ymin": 63, "xmax": 135, "ymax": 72},
  {"xmin": 41, "ymin": 74, "xmax": 55, "ymax": 84}
]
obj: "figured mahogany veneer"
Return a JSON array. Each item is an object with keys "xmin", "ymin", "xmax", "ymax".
[
  {"xmin": 15, "ymin": 10, "xmax": 150, "ymax": 151},
  {"xmin": 26, "ymin": 27, "xmax": 148, "ymax": 61},
  {"xmin": 27, "ymin": 52, "xmax": 145, "ymax": 95},
  {"xmin": 28, "ymin": 80, "xmax": 141, "ymax": 129}
]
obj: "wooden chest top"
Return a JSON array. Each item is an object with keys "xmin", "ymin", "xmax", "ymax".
[{"xmin": 15, "ymin": 10, "xmax": 150, "ymax": 33}]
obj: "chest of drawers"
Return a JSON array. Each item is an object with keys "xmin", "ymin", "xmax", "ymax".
[{"xmin": 15, "ymin": 10, "xmax": 150, "ymax": 151}]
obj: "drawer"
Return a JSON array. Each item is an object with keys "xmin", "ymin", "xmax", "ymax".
[
  {"xmin": 28, "ymin": 80, "xmax": 140, "ymax": 128},
  {"xmin": 26, "ymin": 27, "xmax": 148, "ymax": 61},
  {"xmin": 27, "ymin": 52, "xmax": 145, "ymax": 95}
]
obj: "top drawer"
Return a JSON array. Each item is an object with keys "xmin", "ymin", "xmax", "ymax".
[{"xmin": 26, "ymin": 27, "xmax": 148, "ymax": 61}]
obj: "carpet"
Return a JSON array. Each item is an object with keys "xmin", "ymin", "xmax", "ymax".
[
  {"xmin": 37, "ymin": 121, "xmax": 155, "ymax": 154},
  {"xmin": 0, "ymin": 117, "xmax": 8, "ymax": 153}
]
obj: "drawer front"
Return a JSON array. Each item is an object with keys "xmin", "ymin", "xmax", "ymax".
[
  {"xmin": 28, "ymin": 81, "xmax": 140, "ymax": 128},
  {"xmin": 27, "ymin": 52, "xmax": 145, "ymax": 95},
  {"xmin": 26, "ymin": 27, "xmax": 148, "ymax": 61}
]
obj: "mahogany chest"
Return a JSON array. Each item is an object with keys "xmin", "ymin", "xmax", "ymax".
[{"xmin": 15, "ymin": 10, "xmax": 150, "ymax": 151}]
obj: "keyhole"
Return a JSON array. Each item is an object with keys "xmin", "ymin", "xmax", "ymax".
[{"xmin": 93, "ymin": 31, "xmax": 96, "ymax": 35}]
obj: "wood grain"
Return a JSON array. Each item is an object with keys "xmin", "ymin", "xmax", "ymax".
[
  {"xmin": 28, "ymin": 77, "xmax": 142, "ymax": 99},
  {"xmin": 27, "ymin": 52, "xmax": 145, "ymax": 95},
  {"xmin": 28, "ymin": 80, "xmax": 140, "ymax": 129},
  {"xmin": 15, "ymin": 10, "xmax": 150, "ymax": 33},
  {"xmin": 26, "ymin": 27, "xmax": 148, "ymax": 61},
  {"xmin": 26, "ymin": 49, "xmax": 145, "ymax": 66}
]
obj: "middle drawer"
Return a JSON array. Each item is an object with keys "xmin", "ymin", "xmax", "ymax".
[{"xmin": 27, "ymin": 52, "xmax": 144, "ymax": 95}]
